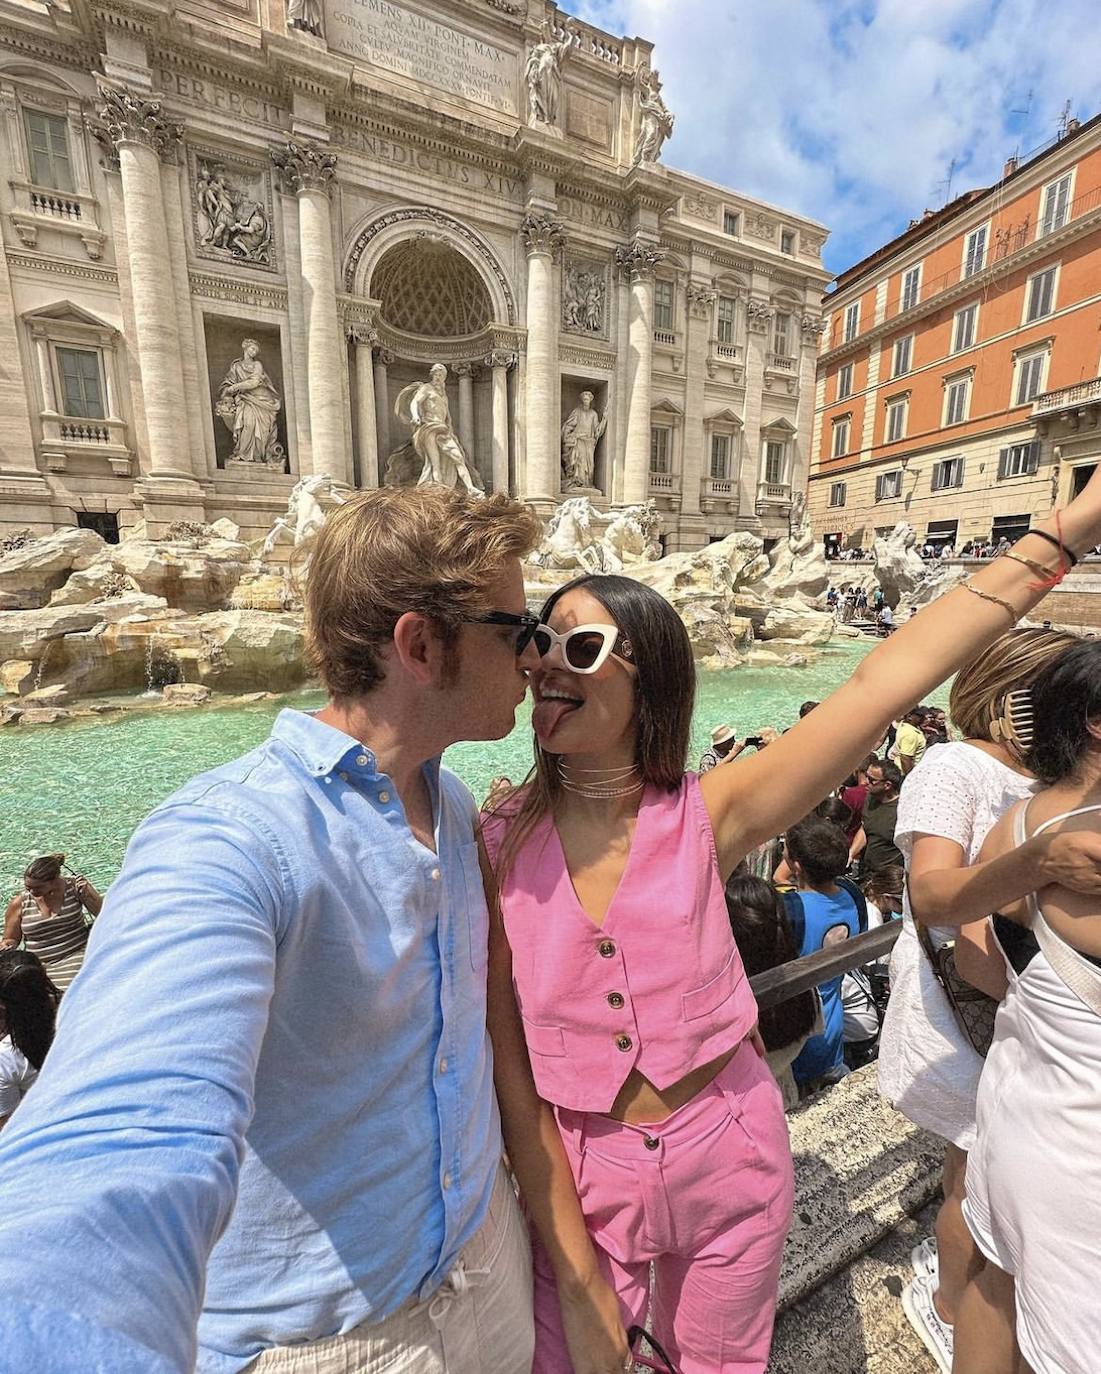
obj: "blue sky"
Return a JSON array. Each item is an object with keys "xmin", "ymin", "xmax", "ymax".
[{"xmin": 573, "ymin": 0, "xmax": 1101, "ymax": 278}]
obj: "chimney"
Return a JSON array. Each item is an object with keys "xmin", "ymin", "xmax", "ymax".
[
  {"xmin": 1066, "ymin": 116, "xmax": 1081, "ymax": 135},
  {"xmin": 1003, "ymin": 154, "xmax": 1018, "ymax": 178}
]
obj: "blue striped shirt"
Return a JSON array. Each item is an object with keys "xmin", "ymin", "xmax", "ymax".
[{"xmin": 0, "ymin": 709, "xmax": 501, "ymax": 1372}]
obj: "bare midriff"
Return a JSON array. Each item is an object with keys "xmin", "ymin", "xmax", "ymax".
[{"xmin": 607, "ymin": 1043, "xmax": 741, "ymax": 1125}]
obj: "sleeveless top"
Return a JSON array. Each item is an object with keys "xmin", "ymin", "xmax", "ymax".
[
  {"xmin": 482, "ymin": 774, "xmax": 758, "ymax": 1113},
  {"xmin": 19, "ymin": 880, "xmax": 90, "ymax": 991}
]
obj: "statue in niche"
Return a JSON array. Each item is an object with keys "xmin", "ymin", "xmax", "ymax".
[
  {"xmin": 560, "ymin": 392, "xmax": 608, "ymax": 490},
  {"xmin": 196, "ymin": 162, "xmax": 272, "ymax": 265},
  {"xmin": 633, "ymin": 68, "xmax": 675, "ymax": 165},
  {"xmin": 215, "ymin": 339, "xmax": 286, "ymax": 467},
  {"xmin": 287, "ymin": 0, "xmax": 323, "ymax": 37},
  {"xmin": 389, "ymin": 364, "xmax": 484, "ymax": 497},
  {"xmin": 524, "ymin": 21, "xmax": 574, "ymax": 125},
  {"xmin": 563, "ymin": 263, "xmax": 606, "ymax": 334}
]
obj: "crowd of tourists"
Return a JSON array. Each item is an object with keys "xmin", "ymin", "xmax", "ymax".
[{"xmin": 1, "ymin": 466, "xmax": 1100, "ymax": 1374}]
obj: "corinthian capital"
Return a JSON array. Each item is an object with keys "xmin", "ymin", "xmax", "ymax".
[
  {"xmin": 271, "ymin": 139, "xmax": 338, "ymax": 195},
  {"xmin": 521, "ymin": 212, "xmax": 565, "ymax": 257},
  {"xmin": 746, "ymin": 299, "xmax": 774, "ymax": 332},
  {"xmin": 686, "ymin": 284, "xmax": 717, "ymax": 319},
  {"xmin": 92, "ymin": 85, "xmax": 183, "ymax": 165},
  {"xmin": 614, "ymin": 236, "xmax": 665, "ymax": 281}
]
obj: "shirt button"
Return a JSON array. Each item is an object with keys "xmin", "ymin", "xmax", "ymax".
[
  {"xmin": 439, "ymin": 1057, "xmax": 448, "ymax": 1074},
  {"xmin": 598, "ymin": 939, "xmax": 616, "ymax": 958},
  {"xmin": 430, "ymin": 868, "xmax": 441, "ymax": 881},
  {"xmin": 338, "ymin": 771, "xmax": 349, "ymax": 782},
  {"xmin": 615, "ymin": 1033, "xmax": 633, "ymax": 1052},
  {"xmin": 607, "ymin": 992, "xmax": 625, "ymax": 1009},
  {"xmin": 356, "ymin": 753, "xmax": 370, "ymax": 767},
  {"xmin": 643, "ymin": 1136, "xmax": 660, "ymax": 1151},
  {"xmin": 442, "ymin": 1171, "xmax": 452, "ymax": 1190},
  {"xmin": 378, "ymin": 790, "xmax": 391, "ymax": 803}
]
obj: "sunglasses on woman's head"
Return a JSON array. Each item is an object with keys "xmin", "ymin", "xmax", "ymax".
[{"xmin": 532, "ymin": 622, "xmax": 634, "ymax": 674}]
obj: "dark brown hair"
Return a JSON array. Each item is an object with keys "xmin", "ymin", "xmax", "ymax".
[
  {"xmin": 0, "ymin": 949, "xmax": 60, "ymax": 1070},
  {"xmin": 23, "ymin": 853, "xmax": 64, "ymax": 884},
  {"xmin": 785, "ymin": 817, "xmax": 850, "ymax": 886},
  {"xmin": 490, "ymin": 574, "xmax": 696, "ymax": 880},
  {"xmin": 724, "ymin": 873, "xmax": 817, "ymax": 1053}
]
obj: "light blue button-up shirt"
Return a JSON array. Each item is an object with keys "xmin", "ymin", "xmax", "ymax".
[{"xmin": 0, "ymin": 710, "xmax": 501, "ymax": 1373}]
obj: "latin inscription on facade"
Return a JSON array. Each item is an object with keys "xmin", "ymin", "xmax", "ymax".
[
  {"xmin": 325, "ymin": 0, "xmax": 517, "ymax": 115},
  {"xmin": 330, "ymin": 125, "xmax": 522, "ymax": 199},
  {"xmin": 163, "ymin": 73, "xmax": 287, "ymax": 127}
]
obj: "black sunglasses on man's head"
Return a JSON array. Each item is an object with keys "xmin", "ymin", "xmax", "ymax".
[{"xmin": 460, "ymin": 610, "xmax": 541, "ymax": 655}]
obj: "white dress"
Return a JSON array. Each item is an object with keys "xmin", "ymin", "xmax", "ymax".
[
  {"xmin": 964, "ymin": 801, "xmax": 1101, "ymax": 1374},
  {"xmin": 876, "ymin": 742, "xmax": 1036, "ymax": 1150},
  {"xmin": 0, "ymin": 1035, "xmax": 37, "ymax": 1119}
]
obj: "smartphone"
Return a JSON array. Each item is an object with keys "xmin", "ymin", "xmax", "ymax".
[{"xmin": 744, "ymin": 736, "xmax": 765, "ymax": 749}]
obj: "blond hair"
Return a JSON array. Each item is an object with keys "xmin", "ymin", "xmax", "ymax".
[
  {"xmin": 948, "ymin": 626, "xmax": 1079, "ymax": 740},
  {"xmin": 303, "ymin": 486, "xmax": 541, "ymax": 699}
]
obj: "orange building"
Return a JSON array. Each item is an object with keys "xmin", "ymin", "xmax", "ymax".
[{"xmin": 810, "ymin": 111, "xmax": 1101, "ymax": 556}]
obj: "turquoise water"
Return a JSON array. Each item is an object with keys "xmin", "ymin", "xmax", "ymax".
[{"xmin": 1, "ymin": 641, "xmax": 950, "ymax": 894}]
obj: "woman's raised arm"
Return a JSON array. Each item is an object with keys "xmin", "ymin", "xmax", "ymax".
[{"xmin": 701, "ymin": 470, "xmax": 1101, "ymax": 877}]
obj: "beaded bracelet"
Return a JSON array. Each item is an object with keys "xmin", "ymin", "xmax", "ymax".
[
  {"xmin": 962, "ymin": 582, "xmax": 1018, "ymax": 623},
  {"xmin": 1024, "ymin": 527, "xmax": 1079, "ymax": 567}
]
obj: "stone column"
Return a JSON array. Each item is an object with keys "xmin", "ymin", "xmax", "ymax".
[
  {"xmin": 616, "ymin": 236, "xmax": 665, "ymax": 507},
  {"xmin": 92, "ymin": 86, "xmax": 195, "ymax": 486},
  {"xmin": 521, "ymin": 213, "xmax": 565, "ymax": 504},
  {"xmin": 455, "ymin": 362, "xmax": 476, "ymax": 464},
  {"xmin": 373, "ymin": 349, "xmax": 393, "ymax": 464},
  {"xmin": 795, "ymin": 313, "xmax": 825, "ymax": 501},
  {"xmin": 681, "ymin": 284, "xmax": 715, "ymax": 520},
  {"xmin": 739, "ymin": 298, "xmax": 773, "ymax": 527},
  {"xmin": 351, "ymin": 325, "xmax": 379, "ymax": 488},
  {"xmin": 485, "ymin": 350, "xmax": 516, "ymax": 493},
  {"xmin": 271, "ymin": 140, "xmax": 350, "ymax": 489}
]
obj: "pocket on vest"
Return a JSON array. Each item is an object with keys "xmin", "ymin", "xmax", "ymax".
[
  {"xmin": 521, "ymin": 1015, "xmax": 567, "ymax": 1058},
  {"xmin": 682, "ymin": 949, "xmax": 745, "ymax": 1021}
]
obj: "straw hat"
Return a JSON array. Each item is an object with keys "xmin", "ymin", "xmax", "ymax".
[{"xmin": 710, "ymin": 724, "xmax": 736, "ymax": 747}]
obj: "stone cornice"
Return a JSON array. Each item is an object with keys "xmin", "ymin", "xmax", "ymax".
[
  {"xmin": 189, "ymin": 270, "xmax": 289, "ymax": 311},
  {"xmin": 0, "ymin": 21, "xmax": 99, "ymax": 78},
  {"xmin": 560, "ymin": 341, "xmax": 616, "ymax": 370},
  {"xmin": 263, "ymin": 32, "xmax": 353, "ymax": 103},
  {"xmin": 153, "ymin": 43, "xmax": 287, "ymax": 107},
  {"xmin": 330, "ymin": 108, "xmax": 517, "ymax": 181},
  {"xmin": 6, "ymin": 251, "xmax": 118, "ymax": 285}
]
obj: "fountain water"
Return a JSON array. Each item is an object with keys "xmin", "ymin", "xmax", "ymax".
[
  {"xmin": 33, "ymin": 639, "xmax": 55, "ymax": 692},
  {"xmin": 143, "ymin": 631, "xmax": 159, "ymax": 696}
]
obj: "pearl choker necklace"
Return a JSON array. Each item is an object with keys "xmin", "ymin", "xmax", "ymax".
[{"xmin": 557, "ymin": 761, "xmax": 644, "ymax": 800}]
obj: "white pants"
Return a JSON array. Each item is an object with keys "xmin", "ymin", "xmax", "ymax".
[{"xmin": 248, "ymin": 1164, "xmax": 534, "ymax": 1374}]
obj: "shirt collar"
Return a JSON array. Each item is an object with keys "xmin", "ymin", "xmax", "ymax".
[{"xmin": 270, "ymin": 707, "xmax": 442, "ymax": 787}]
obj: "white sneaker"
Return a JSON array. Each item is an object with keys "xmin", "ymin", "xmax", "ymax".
[
  {"xmin": 911, "ymin": 1235, "xmax": 939, "ymax": 1284},
  {"xmin": 901, "ymin": 1274, "xmax": 953, "ymax": 1374}
]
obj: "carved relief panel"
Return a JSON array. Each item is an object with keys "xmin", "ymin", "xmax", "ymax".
[
  {"xmin": 562, "ymin": 255, "xmax": 610, "ymax": 340},
  {"xmin": 189, "ymin": 146, "xmax": 277, "ymax": 272}
]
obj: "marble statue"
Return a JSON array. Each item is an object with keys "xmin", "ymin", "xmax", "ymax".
[
  {"xmin": 196, "ymin": 162, "xmax": 272, "ymax": 265},
  {"xmin": 524, "ymin": 22, "xmax": 573, "ymax": 125},
  {"xmin": 287, "ymin": 0, "xmax": 323, "ymax": 36},
  {"xmin": 261, "ymin": 474, "xmax": 346, "ymax": 558},
  {"xmin": 563, "ymin": 263, "xmax": 606, "ymax": 334},
  {"xmin": 560, "ymin": 392, "xmax": 607, "ymax": 490},
  {"xmin": 215, "ymin": 339, "xmax": 286, "ymax": 467},
  {"xmin": 390, "ymin": 364, "xmax": 484, "ymax": 497},
  {"xmin": 530, "ymin": 496, "xmax": 661, "ymax": 574},
  {"xmin": 633, "ymin": 68, "xmax": 674, "ymax": 165}
]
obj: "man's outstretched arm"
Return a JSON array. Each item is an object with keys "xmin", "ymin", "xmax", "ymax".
[{"xmin": 0, "ymin": 800, "xmax": 285, "ymax": 1372}]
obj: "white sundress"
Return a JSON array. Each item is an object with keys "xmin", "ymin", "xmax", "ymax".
[
  {"xmin": 876, "ymin": 742, "xmax": 1036, "ymax": 1151},
  {"xmin": 964, "ymin": 800, "xmax": 1101, "ymax": 1374}
]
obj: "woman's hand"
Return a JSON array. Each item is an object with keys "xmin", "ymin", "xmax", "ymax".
[
  {"xmin": 558, "ymin": 1270, "xmax": 630, "ymax": 1374},
  {"xmin": 1036, "ymin": 830, "xmax": 1101, "ymax": 896}
]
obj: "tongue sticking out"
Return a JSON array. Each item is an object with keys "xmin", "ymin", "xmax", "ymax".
[{"xmin": 533, "ymin": 698, "xmax": 580, "ymax": 741}]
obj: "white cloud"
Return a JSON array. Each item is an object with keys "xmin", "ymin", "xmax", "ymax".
[{"xmin": 572, "ymin": 0, "xmax": 1101, "ymax": 273}]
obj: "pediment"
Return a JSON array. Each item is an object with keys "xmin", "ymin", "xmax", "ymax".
[
  {"xmin": 651, "ymin": 397, "xmax": 684, "ymax": 417},
  {"xmin": 761, "ymin": 415, "xmax": 797, "ymax": 435},
  {"xmin": 23, "ymin": 301, "xmax": 115, "ymax": 330},
  {"xmin": 706, "ymin": 407, "xmax": 743, "ymax": 427}
]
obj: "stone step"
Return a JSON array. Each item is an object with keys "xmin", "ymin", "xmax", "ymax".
[
  {"xmin": 776, "ymin": 1066, "xmax": 943, "ymax": 1314},
  {"xmin": 769, "ymin": 1200, "xmax": 941, "ymax": 1373}
]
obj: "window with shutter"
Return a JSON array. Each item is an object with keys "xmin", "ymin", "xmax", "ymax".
[
  {"xmin": 650, "ymin": 426, "xmax": 671, "ymax": 473},
  {"xmin": 723, "ymin": 210, "xmax": 739, "ymax": 236},
  {"xmin": 831, "ymin": 419, "xmax": 850, "ymax": 458},
  {"xmin": 944, "ymin": 377, "xmax": 970, "ymax": 426},
  {"xmin": 829, "ymin": 481, "xmax": 847, "ymax": 508},
  {"xmin": 901, "ymin": 265, "xmax": 921, "ymax": 311},
  {"xmin": 1040, "ymin": 174, "xmax": 1072, "ymax": 236},
  {"xmin": 710, "ymin": 433, "xmax": 730, "ymax": 480},
  {"xmin": 1025, "ymin": 267, "xmax": 1056, "ymax": 323},
  {"xmin": 55, "ymin": 347, "xmax": 105, "ymax": 419},
  {"xmin": 1014, "ymin": 353, "xmax": 1046, "ymax": 406},
  {"xmin": 886, "ymin": 399, "xmax": 907, "ymax": 443},
  {"xmin": 892, "ymin": 335, "xmax": 913, "ymax": 377},
  {"xmin": 963, "ymin": 225, "xmax": 987, "ymax": 278},
  {"xmin": 716, "ymin": 296, "xmax": 737, "ymax": 343},
  {"xmin": 764, "ymin": 440, "xmax": 787, "ymax": 485},
  {"xmin": 952, "ymin": 304, "xmax": 977, "ymax": 353},
  {"xmin": 998, "ymin": 441, "xmax": 1040, "ymax": 479},
  {"xmin": 22, "ymin": 109, "xmax": 75, "ymax": 193},
  {"xmin": 653, "ymin": 280, "xmax": 675, "ymax": 331},
  {"xmin": 843, "ymin": 302, "xmax": 860, "ymax": 342}
]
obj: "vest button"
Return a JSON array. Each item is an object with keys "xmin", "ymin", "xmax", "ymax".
[
  {"xmin": 598, "ymin": 939, "xmax": 616, "ymax": 958},
  {"xmin": 615, "ymin": 1033, "xmax": 633, "ymax": 1052},
  {"xmin": 607, "ymin": 991, "xmax": 625, "ymax": 1009},
  {"xmin": 643, "ymin": 1136, "xmax": 660, "ymax": 1151}
]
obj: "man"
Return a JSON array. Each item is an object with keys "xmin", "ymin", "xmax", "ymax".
[
  {"xmin": 560, "ymin": 390, "xmax": 607, "ymax": 490},
  {"xmin": 877, "ymin": 602, "xmax": 895, "ymax": 635},
  {"xmin": 894, "ymin": 705, "xmax": 928, "ymax": 775},
  {"xmin": 397, "ymin": 363, "xmax": 484, "ymax": 496},
  {"xmin": 854, "ymin": 758, "xmax": 905, "ymax": 875},
  {"xmin": 698, "ymin": 723, "xmax": 746, "ymax": 772},
  {"xmin": 0, "ymin": 487, "xmax": 542, "ymax": 1373}
]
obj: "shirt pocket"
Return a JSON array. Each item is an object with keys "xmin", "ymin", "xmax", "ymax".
[
  {"xmin": 681, "ymin": 948, "xmax": 746, "ymax": 1021},
  {"xmin": 458, "ymin": 842, "xmax": 490, "ymax": 974},
  {"xmin": 520, "ymin": 1014, "xmax": 567, "ymax": 1059}
]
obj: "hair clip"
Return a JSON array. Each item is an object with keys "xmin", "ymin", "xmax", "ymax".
[{"xmin": 989, "ymin": 687, "xmax": 1034, "ymax": 756}]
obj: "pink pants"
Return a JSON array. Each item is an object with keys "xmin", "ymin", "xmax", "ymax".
[{"xmin": 532, "ymin": 1041, "xmax": 795, "ymax": 1374}]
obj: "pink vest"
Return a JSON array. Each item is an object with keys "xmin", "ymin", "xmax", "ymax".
[{"xmin": 483, "ymin": 775, "xmax": 758, "ymax": 1113}]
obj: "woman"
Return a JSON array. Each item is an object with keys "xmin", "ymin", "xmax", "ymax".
[
  {"xmin": 0, "ymin": 949, "xmax": 59, "ymax": 1128},
  {"xmin": 482, "ymin": 475, "xmax": 1101, "ymax": 1374},
  {"xmin": 215, "ymin": 338, "xmax": 284, "ymax": 466},
  {"xmin": 875, "ymin": 628, "xmax": 1077, "ymax": 1374},
  {"xmin": 955, "ymin": 640, "xmax": 1101, "ymax": 1374},
  {"xmin": 3, "ymin": 854, "xmax": 102, "ymax": 991}
]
